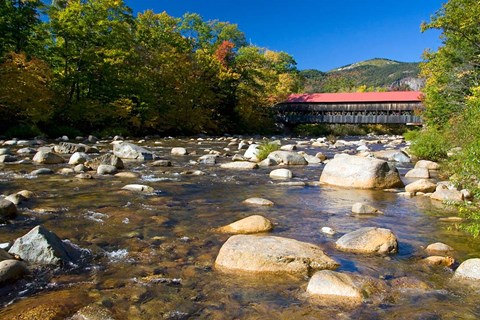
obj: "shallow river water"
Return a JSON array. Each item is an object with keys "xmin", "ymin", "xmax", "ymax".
[{"xmin": 1, "ymin": 136, "xmax": 480, "ymax": 319}]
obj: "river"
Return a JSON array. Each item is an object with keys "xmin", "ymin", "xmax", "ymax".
[{"xmin": 1, "ymin": 135, "xmax": 479, "ymax": 319}]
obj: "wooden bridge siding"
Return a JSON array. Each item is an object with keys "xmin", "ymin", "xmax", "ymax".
[{"xmin": 276, "ymin": 101, "xmax": 424, "ymax": 125}]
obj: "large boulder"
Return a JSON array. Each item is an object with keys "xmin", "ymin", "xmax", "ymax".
[
  {"xmin": 306, "ymin": 270, "xmax": 362, "ymax": 301},
  {"xmin": 85, "ymin": 154, "xmax": 124, "ymax": 170},
  {"xmin": 405, "ymin": 179, "xmax": 436, "ymax": 194},
  {"xmin": 267, "ymin": 151, "xmax": 307, "ymax": 165},
  {"xmin": 0, "ymin": 199, "xmax": 17, "ymax": 221},
  {"xmin": 335, "ymin": 227, "xmax": 398, "ymax": 254},
  {"xmin": 217, "ymin": 215, "xmax": 273, "ymax": 234},
  {"xmin": 454, "ymin": 258, "xmax": 480, "ymax": 280},
  {"xmin": 320, "ymin": 154, "xmax": 404, "ymax": 189},
  {"xmin": 32, "ymin": 150, "xmax": 65, "ymax": 164},
  {"xmin": 113, "ymin": 142, "xmax": 155, "ymax": 160},
  {"xmin": 0, "ymin": 260, "xmax": 29, "ymax": 284},
  {"xmin": 215, "ymin": 235, "xmax": 339, "ymax": 275},
  {"xmin": 8, "ymin": 225, "xmax": 87, "ymax": 266}
]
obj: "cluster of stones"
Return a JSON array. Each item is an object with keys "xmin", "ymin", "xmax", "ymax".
[{"xmin": 2, "ymin": 133, "xmax": 480, "ymax": 312}]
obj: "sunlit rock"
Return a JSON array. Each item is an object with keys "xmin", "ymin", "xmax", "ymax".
[
  {"xmin": 217, "ymin": 215, "xmax": 273, "ymax": 234},
  {"xmin": 336, "ymin": 227, "xmax": 398, "ymax": 254}
]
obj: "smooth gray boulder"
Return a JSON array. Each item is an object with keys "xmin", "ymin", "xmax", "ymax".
[
  {"xmin": 335, "ymin": 227, "xmax": 398, "ymax": 254},
  {"xmin": 97, "ymin": 164, "xmax": 118, "ymax": 175},
  {"xmin": 32, "ymin": 150, "xmax": 65, "ymax": 164},
  {"xmin": 198, "ymin": 154, "xmax": 217, "ymax": 165},
  {"xmin": 31, "ymin": 168, "xmax": 54, "ymax": 175},
  {"xmin": 267, "ymin": 151, "xmax": 307, "ymax": 165},
  {"xmin": 0, "ymin": 260, "xmax": 29, "ymax": 284},
  {"xmin": 113, "ymin": 142, "xmax": 154, "ymax": 160},
  {"xmin": 320, "ymin": 154, "xmax": 404, "ymax": 189},
  {"xmin": 0, "ymin": 199, "xmax": 17, "ymax": 221},
  {"xmin": 215, "ymin": 235, "xmax": 339, "ymax": 275},
  {"xmin": 374, "ymin": 150, "xmax": 411, "ymax": 163},
  {"xmin": 8, "ymin": 225, "xmax": 86, "ymax": 265},
  {"xmin": 171, "ymin": 147, "xmax": 188, "ymax": 156},
  {"xmin": 306, "ymin": 270, "xmax": 362, "ymax": 301},
  {"xmin": 68, "ymin": 152, "xmax": 89, "ymax": 165},
  {"xmin": 405, "ymin": 168, "xmax": 430, "ymax": 179},
  {"xmin": 269, "ymin": 168, "xmax": 293, "ymax": 179},
  {"xmin": 243, "ymin": 144, "xmax": 260, "ymax": 160},
  {"xmin": 85, "ymin": 154, "xmax": 124, "ymax": 170},
  {"xmin": 455, "ymin": 259, "xmax": 480, "ymax": 280}
]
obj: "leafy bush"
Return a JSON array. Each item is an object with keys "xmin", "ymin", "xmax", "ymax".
[
  {"xmin": 4, "ymin": 124, "xmax": 43, "ymax": 138},
  {"xmin": 408, "ymin": 128, "xmax": 450, "ymax": 162},
  {"xmin": 256, "ymin": 141, "xmax": 280, "ymax": 161}
]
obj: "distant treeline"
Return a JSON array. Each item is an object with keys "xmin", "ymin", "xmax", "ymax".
[{"xmin": 0, "ymin": 0, "xmax": 302, "ymax": 137}]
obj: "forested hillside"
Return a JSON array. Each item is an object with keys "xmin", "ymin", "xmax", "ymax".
[
  {"xmin": 0, "ymin": 0, "xmax": 302, "ymax": 137},
  {"xmin": 301, "ymin": 58, "xmax": 423, "ymax": 93}
]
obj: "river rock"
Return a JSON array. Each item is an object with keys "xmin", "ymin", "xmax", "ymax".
[
  {"xmin": 8, "ymin": 225, "xmax": 85, "ymax": 265},
  {"xmin": 320, "ymin": 154, "xmax": 404, "ymax": 189},
  {"xmin": 32, "ymin": 150, "xmax": 65, "ymax": 164},
  {"xmin": 152, "ymin": 160, "xmax": 172, "ymax": 167},
  {"xmin": 220, "ymin": 162, "xmax": 258, "ymax": 170},
  {"xmin": 17, "ymin": 190, "xmax": 36, "ymax": 199},
  {"xmin": 171, "ymin": 147, "xmax": 188, "ymax": 156},
  {"xmin": 31, "ymin": 168, "xmax": 54, "ymax": 175},
  {"xmin": 269, "ymin": 168, "xmax": 293, "ymax": 179},
  {"xmin": 335, "ymin": 227, "xmax": 398, "ymax": 254},
  {"xmin": 258, "ymin": 158, "xmax": 276, "ymax": 167},
  {"xmin": 422, "ymin": 256, "xmax": 454, "ymax": 267},
  {"xmin": 304, "ymin": 154, "xmax": 322, "ymax": 164},
  {"xmin": 306, "ymin": 270, "xmax": 362, "ymax": 301},
  {"xmin": 454, "ymin": 258, "xmax": 480, "ymax": 280},
  {"xmin": 425, "ymin": 242, "xmax": 454, "ymax": 254},
  {"xmin": 0, "ymin": 148, "xmax": 10, "ymax": 155},
  {"xmin": 71, "ymin": 304, "xmax": 115, "ymax": 320},
  {"xmin": 68, "ymin": 152, "xmax": 89, "ymax": 165},
  {"xmin": 405, "ymin": 179, "xmax": 436, "ymax": 194},
  {"xmin": 374, "ymin": 150, "xmax": 411, "ymax": 163},
  {"xmin": 0, "ymin": 260, "xmax": 29, "ymax": 284},
  {"xmin": 5, "ymin": 193, "xmax": 26, "ymax": 205},
  {"xmin": 351, "ymin": 203, "xmax": 382, "ymax": 215},
  {"xmin": 217, "ymin": 215, "xmax": 273, "ymax": 234},
  {"xmin": 280, "ymin": 144, "xmax": 296, "ymax": 151},
  {"xmin": 430, "ymin": 189, "xmax": 464, "ymax": 202},
  {"xmin": 85, "ymin": 154, "xmax": 124, "ymax": 170},
  {"xmin": 215, "ymin": 235, "xmax": 339, "ymax": 275},
  {"xmin": 243, "ymin": 144, "xmax": 260, "ymax": 159},
  {"xmin": 0, "ymin": 155, "xmax": 17, "ymax": 163},
  {"xmin": 405, "ymin": 168, "xmax": 430, "ymax": 179},
  {"xmin": 97, "ymin": 164, "xmax": 117, "ymax": 175},
  {"xmin": 0, "ymin": 199, "xmax": 18, "ymax": 221},
  {"xmin": 243, "ymin": 197, "xmax": 274, "ymax": 206},
  {"xmin": 113, "ymin": 142, "xmax": 154, "ymax": 160},
  {"xmin": 17, "ymin": 147, "xmax": 36, "ymax": 155},
  {"xmin": 121, "ymin": 184, "xmax": 154, "ymax": 193},
  {"xmin": 267, "ymin": 151, "xmax": 307, "ymax": 165},
  {"xmin": 54, "ymin": 142, "xmax": 86, "ymax": 154},
  {"xmin": 199, "ymin": 154, "xmax": 217, "ymax": 165},
  {"xmin": 415, "ymin": 160, "xmax": 440, "ymax": 170},
  {"xmin": 0, "ymin": 249, "xmax": 13, "ymax": 261}
]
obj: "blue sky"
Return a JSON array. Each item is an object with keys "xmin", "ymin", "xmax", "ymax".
[{"xmin": 125, "ymin": 1, "xmax": 445, "ymax": 71}]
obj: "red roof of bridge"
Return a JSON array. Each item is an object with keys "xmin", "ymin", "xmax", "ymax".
[{"xmin": 285, "ymin": 91, "xmax": 423, "ymax": 103}]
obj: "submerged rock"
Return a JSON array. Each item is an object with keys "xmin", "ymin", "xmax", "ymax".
[
  {"xmin": 217, "ymin": 215, "xmax": 273, "ymax": 234},
  {"xmin": 336, "ymin": 227, "xmax": 398, "ymax": 254},
  {"xmin": 113, "ymin": 142, "xmax": 155, "ymax": 160},
  {"xmin": 320, "ymin": 154, "xmax": 404, "ymax": 189},
  {"xmin": 307, "ymin": 270, "xmax": 362, "ymax": 301},
  {"xmin": 351, "ymin": 203, "xmax": 382, "ymax": 215},
  {"xmin": 71, "ymin": 304, "xmax": 116, "ymax": 320},
  {"xmin": 243, "ymin": 197, "xmax": 274, "ymax": 206},
  {"xmin": 215, "ymin": 235, "xmax": 339, "ymax": 275},
  {"xmin": 8, "ymin": 225, "xmax": 87, "ymax": 266},
  {"xmin": 422, "ymin": 256, "xmax": 454, "ymax": 267}
]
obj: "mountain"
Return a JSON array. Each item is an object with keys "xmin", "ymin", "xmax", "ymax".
[{"xmin": 300, "ymin": 58, "xmax": 424, "ymax": 93}]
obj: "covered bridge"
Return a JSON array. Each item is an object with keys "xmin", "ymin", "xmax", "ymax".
[{"xmin": 276, "ymin": 91, "xmax": 424, "ymax": 125}]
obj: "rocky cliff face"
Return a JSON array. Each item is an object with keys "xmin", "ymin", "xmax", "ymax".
[{"xmin": 389, "ymin": 77, "xmax": 425, "ymax": 91}]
